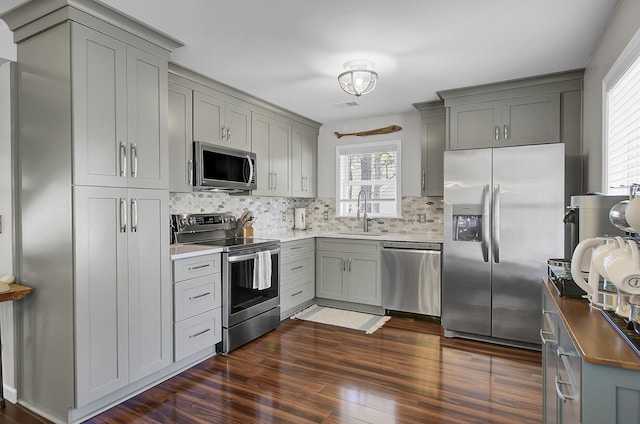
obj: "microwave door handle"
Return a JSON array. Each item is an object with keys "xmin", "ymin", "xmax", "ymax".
[
  {"xmin": 228, "ymin": 248, "xmax": 280, "ymax": 263},
  {"xmin": 246, "ymin": 155, "xmax": 254, "ymax": 187}
]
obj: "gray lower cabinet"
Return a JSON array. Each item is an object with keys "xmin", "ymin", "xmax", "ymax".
[
  {"xmin": 315, "ymin": 238, "xmax": 382, "ymax": 306},
  {"xmin": 172, "ymin": 254, "xmax": 222, "ymax": 361},
  {"xmin": 449, "ymin": 93, "xmax": 560, "ymax": 150},
  {"xmin": 74, "ymin": 187, "xmax": 171, "ymax": 407},
  {"xmin": 280, "ymin": 239, "xmax": 315, "ymax": 318},
  {"xmin": 542, "ymin": 289, "xmax": 640, "ymax": 423}
]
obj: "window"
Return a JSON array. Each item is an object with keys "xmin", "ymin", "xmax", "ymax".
[
  {"xmin": 336, "ymin": 140, "xmax": 401, "ymax": 218},
  {"xmin": 605, "ymin": 30, "xmax": 640, "ymax": 194}
]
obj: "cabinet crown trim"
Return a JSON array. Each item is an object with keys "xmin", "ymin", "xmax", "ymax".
[{"xmin": 1, "ymin": 0, "xmax": 184, "ymax": 51}]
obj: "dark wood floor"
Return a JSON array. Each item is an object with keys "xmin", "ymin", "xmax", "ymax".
[{"xmin": 1, "ymin": 316, "xmax": 542, "ymax": 424}]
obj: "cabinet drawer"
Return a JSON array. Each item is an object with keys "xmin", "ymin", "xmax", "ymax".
[
  {"xmin": 174, "ymin": 308, "xmax": 221, "ymax": 361},
  {"xmin": 281, "ymin": 253, "xmax": 314, "ymax": 284},
  {"xmin": 281, "ymin": 277, "xmax": 314, "ymax": 312},
  {"xmin": 174, "ymin": 274, "xmax": 221, "ymax": 322},
  {"xmin": 281, "ymin": 239, "xmax": 314, "ymax": 256},
  {"xmin": 173, "ymin": 254, "xmax": 221, "ymax": 282},
  {"xmin": 316, "ymin": 237, "xmax": 381, "ymax": 254}
]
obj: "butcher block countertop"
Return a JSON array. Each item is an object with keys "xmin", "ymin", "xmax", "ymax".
[{"xmin": 544, "ymin": 279, "xmax": 640, "ymax": 370}]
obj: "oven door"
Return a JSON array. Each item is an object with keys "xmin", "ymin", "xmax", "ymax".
[{"xmin": 223, "ymin": 246, "xmax": 280, "ymax": 328}]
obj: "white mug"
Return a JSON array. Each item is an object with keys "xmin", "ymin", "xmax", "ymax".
[
  {"xmin": 603, "ymin": 240, "xmax": 640, "ymax": 294},
  {"xmin": 571, "ymin": 236, "xmax": 625, "ymax": 296}
]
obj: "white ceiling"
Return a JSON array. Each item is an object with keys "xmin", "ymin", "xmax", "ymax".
[{"xmin": 0, "ymin": 0, "xmax": 620, "ymax": 124}]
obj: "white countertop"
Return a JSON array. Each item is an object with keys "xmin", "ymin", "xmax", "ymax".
[
  {"xmin": 170, "ymin": 244, "xmax": 223, "ymax": 260},
  {"xmin": 170, "ymin": 231, "xmax": 443, "ymax": 260},
  {"xmin": 255, "ymin": 230, "xmax": 443, "ymax": 244}
]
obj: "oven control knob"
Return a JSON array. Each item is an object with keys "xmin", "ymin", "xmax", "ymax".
[
  {"xmin": 179, "ymin": 218, "xmax": 188, "ymax": 228},
  {"xmin": 188, "ymin": 217, "xmax": 196, "ymax": 226}
]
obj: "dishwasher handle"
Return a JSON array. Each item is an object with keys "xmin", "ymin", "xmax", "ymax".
[{"xmin": 382, "ymin": 241, "xmax": 441, "ymax": 251}]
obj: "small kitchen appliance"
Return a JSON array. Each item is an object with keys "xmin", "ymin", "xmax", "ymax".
[{"xmin": 294, "ymin": 208, "xmax": 306, "ymax": 230}]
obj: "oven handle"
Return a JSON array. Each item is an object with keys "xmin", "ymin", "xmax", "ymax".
[{"xmin": 228, "ymin": 248, "xmax": 280, "ymax": 263}]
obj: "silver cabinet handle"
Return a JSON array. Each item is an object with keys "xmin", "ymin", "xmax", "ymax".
[
  {"xmin": 189, "ymin": 292, "xmax": 211, "ymax": 300},
  {"xmin": 348, "ymin": 258, "xmax": 352, "ymax": 272},
  {"xmin": 540, "ymin": 329, "xmax": 557, "ymax": 345},
  {"xmin": 289, "ymin": 246, "xmax": 303, "ymax": 250},
  {"xmin": 273, "ymin": 172, "xmax": 278, "ymax": 191},
  {"xmin": 189, "ymin": 328, "xmax": 211, "ymax": 339},
  {"xmin": 495, "ymin": 126, "xmax": 500, "ymax": 141},
  {"xmin": 291, "ymin": 265, "xmax": 304, "ymax": 271},
  {"xmin": 188, "ymin": 159, "xmax": 193, "ymax": 185},
  {"xmin": 189, "ymin": 264, "xmax": 211, "ymax": 271},
  {"xmin": 492, "ymin": 184, "xmax": 500, "ymax": 263},
  {"xmin": 120, "ymin": 142, "xmax": 127, "ymax": 177},
  {"xmin": 341, "ymin": 258, "xmax": 345, "ymax": 271},
  {"xmin": 226, "ymin": 127, "xmax": 231, "ymax": 141},
  {"xmin": 422, "ymin": 171, "xmax": 426, "ymax": 192},
  {"xmin": 131, "ymin": 198, "xmax": 138, "ymax": 232},
  {"xmin": 481, "ymin": 184, "xmax": 490, "ymax": 263},
  {"xmin": 120, "ymin": 198, "xmax": 127, "ymax": 233},
  {"xmin": 503, "ymin": 125, "xmax": 509, "ymax": 140},
  {"xmin": 221, "ymin": 126, "xmax": 226, "ymax": 142},
  {"xmin": 291, "ymin": 290, "xmax": 304, "ymax": 297},
  {"xmin": 557, "ymin": 348, "xmax": 573, "ymax": 358},
  {"xmin": 131, "ymin": 143, "xmax": 138, "ymax": 178},
  {"xmin": 554, "ymin": 375, "xmax": 575, "ymax": 401}
]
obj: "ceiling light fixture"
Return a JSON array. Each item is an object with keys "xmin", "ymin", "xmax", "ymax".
[{"xmin": 338, "ymin": 60, "xmax": 378, "ymax": 97}]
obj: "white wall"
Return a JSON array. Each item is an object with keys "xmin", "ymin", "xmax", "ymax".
[
  {"xmin": 317, "ymin": 111, "xmax": 422, "ymax": 198},
  {"xmin": 583, "ymin": 0, "xmax": 640, "ymax": 192},
  {"xmin": 0, "ymin": 62, "xmax": 16, "ymax": 402},
  {"xmin": 0, "ymin": 21, "xmax": 16, "ymax": 62}
]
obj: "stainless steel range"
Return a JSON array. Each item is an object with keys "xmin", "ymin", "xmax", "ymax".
[{"xmin": 171, "ymin": 213, "xmax": 280, "ymax": 353}]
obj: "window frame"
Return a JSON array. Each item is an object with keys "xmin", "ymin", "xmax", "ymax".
[
  {"xmin": 603, "ymin": 27, "xmax": 640, "ymax": 194},
  {"xmin": 335, "ymin": 140, "xmax": 402, "ymax": 219}
]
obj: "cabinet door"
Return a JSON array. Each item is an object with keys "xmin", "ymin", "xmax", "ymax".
[
  {"xmin": 421, "ymin": 113, "xmax": 445, "ymax": 196},
  {"xmin": 541, "ymin": 302, "xmax": 559, "ymax": 424},
  {"xmin": 291, "ymin": 125, "xmax": 316, "ymax": 198},
  {"xmin": 449, "ymin": 101, "xmax": 501, "ymax": 150},
  {"xmin": 193, "ymin": 91, "xmax": 224, "ymax": 146},
  {"xmin": 126, "ymin": 46, "xmax": 168, "ymax": 189},
  {"xmin": 501, "ymin": 93, "xmax": 560, "ymax": 146},
  {"xmin": 251, "ymin": 113, "xmax": 272, "ymax": 195},
  {"xmin": 168, "ymin": 83, "xmax": 193, "ymax": 192},
  {"xmin": 71, "ymin": 24, "xmax": 127, "ymax": 187},
  {"xmin": 225, "ymin": 103, "xmax": 251, "ymax": 152},
  {"xmin": 347, "ymin": 253, "xmax": 382, "ymax": 306},
  {"xmin": 127, "ymin": 189, "xmax": 172, "ymax": 382},
  {"xmin": 316, "ymin": 251, "xmax": 347, "ymax": 300},
  {"xmin": 270, "ymin": 119, "xmax": 291, "ymax": 196},
  {"xmin": 74, "ymin": 186, "xmax": 129, "ymax": 407}
]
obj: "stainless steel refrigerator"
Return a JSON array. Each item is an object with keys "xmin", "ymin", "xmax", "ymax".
[{"xmin": 442, "ymin": 143, "xmax": 565, "ymax": 346}]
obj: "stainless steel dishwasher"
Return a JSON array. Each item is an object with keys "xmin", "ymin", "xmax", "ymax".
[{"xmin": 382, "ymin": 241, "xmax": 441, "ymax": 316}]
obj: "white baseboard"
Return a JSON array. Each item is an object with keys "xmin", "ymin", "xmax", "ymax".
[{"xmin": 2, "ymin": 384, "xmax": 16, "ymax": 403}]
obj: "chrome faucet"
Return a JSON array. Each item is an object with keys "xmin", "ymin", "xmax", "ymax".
[{"xmin": 357, "ymin": 189, "xmax": 372, "ymax": 232}]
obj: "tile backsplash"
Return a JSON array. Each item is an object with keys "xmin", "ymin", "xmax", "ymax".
[{"xmin": 170, "ymin": 193, "xmax": 443, "ymax": 237}]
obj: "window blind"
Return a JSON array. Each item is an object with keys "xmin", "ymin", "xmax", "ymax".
[
  {"xmin": 336, "ymin": 141, "xmax": 401, "ymax": 218},
  {"xmin": 607, "ymin": 51, "xmax": 640, "ymax": 194}
]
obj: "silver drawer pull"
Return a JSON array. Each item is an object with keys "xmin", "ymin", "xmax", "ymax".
[
  {"xmin": 189, "ymin": 328, "xmax": 211, "ymax": 339},
  {"xmin": 189, "ymin": 292, "xmax": 211, "ymax": 301},
  {"xmin": 540, "ymin": 329, "xmax": 557, "ymax": 345},
  {"xmin": 291, "ymin": 290, "xmax": 304, "ymax": 297},
  {"xmin": 554, "ymin": 375, "xmax": 575, "ymax": 401},
  {"xmin": 291, "ymin": 266, "xmax": 304, "ymax": 271},
  {"xmin": 557, "ymin": 348, "xmax": 573, "ymax": 358},
  {"xmin": 189, "ymin": 264, "xmax": 211, "ymax": 271},
  {"xmin": 290, "ymin": 246, "xmax": 303, "ymax": 250}
]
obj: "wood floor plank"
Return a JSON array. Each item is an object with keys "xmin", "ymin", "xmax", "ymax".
[{"xmin": 66, "ymin": 316, "xmax": 541, "ymax": 423}]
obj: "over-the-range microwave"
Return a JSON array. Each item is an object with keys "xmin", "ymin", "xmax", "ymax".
[{"xmin": 193, "ymin": 141, "xmax": 256, "ymax": 192}]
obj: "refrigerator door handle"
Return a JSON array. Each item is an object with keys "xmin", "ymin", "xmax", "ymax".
[
  {"xmin": 481, "ymin": 184, "xmax": 490, "ymax": 262},
  {"xmin": 492, "ymin": 184, "xmax": 501, "ymax": 263}
]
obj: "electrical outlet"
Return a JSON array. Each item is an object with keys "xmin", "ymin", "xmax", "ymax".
[
  {"xmin": 417, "ymin": 213, "xmax": 427, "ymax": 223},
  {"xmin": 323, "ymin": 211, "xmax": 329, "ymax": 221}
]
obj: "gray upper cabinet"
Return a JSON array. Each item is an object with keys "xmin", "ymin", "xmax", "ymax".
[
  {"xmin": 251, "ymin": 113, "xmax": 291, "ymax": 196},
  {"xmin": 193, "ymin": 91, "xmax": 251, "ymax": 152},
  {"xmin": 414, "ymin": 101, "xmax": 445, "ymax": 196},
  {"xmin": 291, "ymin": 124, "xmax": 317, "ymax": 198},
  {"xmin": 449, "ymin": 93, "xmax": 560, "ymax": 150},
  {"xmin": 72, "ymin": 24, "xmax": 168, "ymax": 189},
  {"xmin": 168, "ymin": 82, "xmax": 193, "ymax": 192}
]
